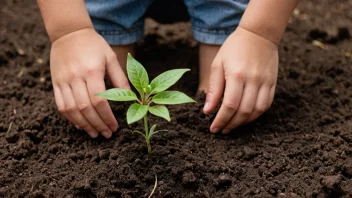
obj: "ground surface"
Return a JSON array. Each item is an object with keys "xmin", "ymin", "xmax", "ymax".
[{"xmin": 1, "ymin": 0, "xmax": 352, "ymax": 197}]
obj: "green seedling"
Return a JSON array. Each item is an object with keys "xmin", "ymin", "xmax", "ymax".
[{"xmin": 96, "ymin": 53, "xmax": 195, "ymax": 154}]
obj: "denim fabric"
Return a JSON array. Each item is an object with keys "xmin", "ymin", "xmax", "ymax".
[{"xmin": 85, "ymin": 0, "xmax": 249, "ymax": 45}]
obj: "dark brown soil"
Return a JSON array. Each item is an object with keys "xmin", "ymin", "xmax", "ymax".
[{"xmin": 1, "ymin": 1, "xmax": 352, "ymax": 197}]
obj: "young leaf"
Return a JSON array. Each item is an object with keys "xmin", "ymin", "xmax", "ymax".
[
  {"xmin": 152, "ymin": 91, "xmax": 196, "ymax": 105},
  {"xmin": 127, "ymin": 103, "xmax": 149, "ymax": 124},
  {"xmin": 148, "ymin": 129, "xmax": 168, "ymax": 140},
  {"xmin": 148, "ymin": 124, "xmax": 167, "ymax": 139},
  {"xmin": 96, "ymin": 88, "xmax": 137, "ymax": 101},
  {"xmin": 127, "ymin": 53, "xmax": 149, "ymax": 94},
  {"xmin": 150, "ymin": 124, "xmax": 157, "ymax": 134},
  {"xmin": 132, "ymin": 130, "xmax": 146, "ymax": 138},
  {"xmin": 149, "ymin": 69, "xmax": 190, "ymax": 94},
  {"xmin": 149, "ymin": 105, "xmax": 171, "ymax": 121}
]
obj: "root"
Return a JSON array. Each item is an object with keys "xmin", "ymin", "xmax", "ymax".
[{"xmin": 148, "ymin": 174, "xmax": 158, "ymax": 198}]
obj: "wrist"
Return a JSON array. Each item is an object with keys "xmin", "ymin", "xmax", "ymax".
[
  {"xmin": 51, "ymin": 28, "xmax": 96, "ymax": 46},
  {"xmin": 235, "ymin": 26, "xmax": 278, "ymax": 49},
  {"xmin": 238, "ymin": 23, "xmax": 283, "ymax": 47},
  {"xmin": 48, "ymin": 25, "xmax": 94, "ymax": 43}
]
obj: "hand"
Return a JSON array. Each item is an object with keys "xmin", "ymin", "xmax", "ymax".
[
  {"xmin": 203, "ymin": 27, "xmax": 278, "ymax": 134},
  {"xmin": 51, "ymin": 28, "xmax": 130, "ymax": 138}
]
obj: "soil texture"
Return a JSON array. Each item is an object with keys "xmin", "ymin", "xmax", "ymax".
[{"xmin": 0, "ymin": 0, "xmax": 351, "ymax": 197}]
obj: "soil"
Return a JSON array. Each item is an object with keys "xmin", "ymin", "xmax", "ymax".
[{"xmin": 1, "ymin": 0, "xmax": 352, "ymax": 197}]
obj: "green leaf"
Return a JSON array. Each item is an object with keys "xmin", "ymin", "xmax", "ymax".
[
  {"xmin": 150, "ymin": 69, "xmax": 190, "ymax": 94},
  {"xmin": 148, "ymin": 124, "xmax": 167, "ymax": 139},
  {"xmin": 127, "ymin": 53, "xmax": 149, "ymax": 94},
  {"xmin": 127, "ymin": 103, "xmax": 149, "ymax": 124},
  {"xmin": 152, "ymin": 91, "xmax": 196, "ymax": 105},
  {"xmin": 148, "ymin": 130, "xmax": 168, "ymax": 139},
  {"xmin": 149, "ymin": 105, "xmax": 171, "ymax": 121},
  {"xmin": 150, "ymin": 124, "xmax": 157, "ymax": 134},
  {"xmin": 95, "ymin": 88, "xmax": 138, "ymax": 101},
  {"xmin": 132, "ymin": 130, "xmax": 146, "ymax": 138}
]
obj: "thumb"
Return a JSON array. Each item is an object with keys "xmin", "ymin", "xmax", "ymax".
[
  {"xmin": 106, "ymin": 54, "xmax": 131, "ymax": 89},
  {"xmin": 203, "ymin": 61, "xmax": 225, "ymax": 114}
]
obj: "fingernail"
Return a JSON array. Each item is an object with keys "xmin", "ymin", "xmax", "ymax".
[
  {"xmin": 88, "ymin": 131, "xmax": 98, "ymax": 138},
  {"xmin": 75, "ymin": 125, "xmax": 80, "ymax": 129},
  {"xmin": 102, "ymin": 131, "xmax": 112, "ymax": 138},
  {"xmin": 222, "ymin": 129, "xmax": 231, "ymax": 134},
  {"xmin": 211, "ymin": 128, "xmax": 219, "ymax": 133},
  {"xmin": 203, "ymin": 102, "xmax": 209, "ymax": 112}
]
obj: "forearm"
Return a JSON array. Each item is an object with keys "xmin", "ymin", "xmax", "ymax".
[
  {"xmin": 239, "ymin": 0, "xmax": 299, "ymax": 46},
  {"xmin": 37, "ymin": 0, "xmax": 93, "ymax": 43}
]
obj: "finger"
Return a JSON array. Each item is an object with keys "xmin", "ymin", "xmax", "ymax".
[
  {"xmin": 203, "ymin": 59, "xmax": 225, "ymax": 114},
  {"xmin": 210, "ymin": 76, "xmax": 244, "ymax": 133},
  {"xmin": 268, "ymin": 85, "xmax": 276, "ymax": 106},
  {"xmin": 53, "ymin": 85, "xmax": 75, "ymax": 125},
  {"xmin": 106, "ymin": 54, "xmax": 130, "ymax": 89},
  {"xmin": 60, "ymin": 84, "xmax": 99, "ymax": 138},
  {"xmin": 87, "ymin": 73, "xmax": 118, "ymax": 132},
  {"xmin": 71, "ymin": 80, "xmax": 113, "ymax": 138},
  {"xmin": 222, "ymin": 83, "xmax": 259, "ymax": 134},
  {"xmin": 244, "ymin": 84, "xmax": 270, "ymax": 124}
]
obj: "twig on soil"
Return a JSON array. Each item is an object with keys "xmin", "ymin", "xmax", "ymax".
[
  {"xmin": 6, "ymin": 121, "xmax": 13, "ymax": 133},
  {"xmin": 148, "ymin": 174, "xmax": 158, "ymax": 198}
]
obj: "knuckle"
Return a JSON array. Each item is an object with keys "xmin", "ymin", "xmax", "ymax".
[
  {"xmin": 266, "ymin": 78, "xmax": 276, "ymax": 86},
  {"xmin": 120, "ymin": 78, "xmax": 130, "ymax": 89},
  {"xmin": 107, "ymin": 53, "xmax": 118, "ymax": 63},
  {"xmin": 94, "ymin": 123, "xmax": 108, "ymax": 131},
  {"xmin": 91, "ymin": 97, "xmax": 106, "ymax": 108},
  {"xmin": 67, "ymin": 71, "xmax": 80, "ymax": 82},
  {"xmin": 255, "ymin": 105, "xmax": 267, "ymax": 113},
  {"xmin": 77, "ymin": 103, "xmax": 90, "ymax": 112},
  {"xmin": 65, "ymin": 105, "xmax": 78, "ymax": 113},
  {"xmin": 230, "ymin": 71, "xmax": 245, "ymax": 81},
  {"xmin": 249, "ymin": 72, "xmax": 261, "ymax": 83},
  {"xmin": 211, "ymin": 58, "xmax": 222, "ymax": 69},
  {"xmin": 223, "ymin": 101, "xmax": 239, "ymax": 112},
  {"xmin": 85, "ymin": 67, "xmax": 99, "ymax": 77},
  {"xmin": 240, "ymin": 108, "xmax": 253, "ymax": 116}
]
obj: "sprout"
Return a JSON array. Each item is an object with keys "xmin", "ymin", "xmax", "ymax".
[{"xmin": 96, "ymin": 54, "xmax": 195, "ymax": 154}]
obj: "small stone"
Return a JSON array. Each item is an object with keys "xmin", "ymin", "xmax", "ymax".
[
  {"xmin": 243, "ymin": 146, "xmax": 258, "ymax": 160},
  {"xmin": 36, "ymin": 58, "xmax": 44, "ymax": 64},
  {"xmin": 278, "ymin": 193, "xmax": 286, "ymax": 198},
  {"xmin": 321, "ymin": 175, "xmax": 342, "ymax": 189},
  {"xmin": 17, "ymin": 48, "xmax": 25, "ymax": 55}
]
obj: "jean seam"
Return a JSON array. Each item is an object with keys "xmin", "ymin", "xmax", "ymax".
[
  {"xmin": 192, "ymin": 26, "xmax": 236, "ymax": 35},
  {"xmin": 95, "ymin": 26, "xmax": 143, "ymax": 35}
]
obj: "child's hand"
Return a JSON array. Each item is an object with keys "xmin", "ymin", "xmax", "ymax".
[
  {"xmin": 50, "ymin": 28, "xmax": 130, "ymax": 138},
  {"xmin": 203, "ymin": 27, "xmax": 278, "ymax": 134}
]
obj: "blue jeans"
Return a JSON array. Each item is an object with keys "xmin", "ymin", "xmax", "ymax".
[{"xmin": 85, "ymin": 0, "xmax": 249, "ymax": 45}]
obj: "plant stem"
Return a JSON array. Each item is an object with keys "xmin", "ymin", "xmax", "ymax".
[
  {"xmin": 141, "ymin": 90, "xmax": 152, "ymax": 154},
  {"xmin": 144, "ymin": 114, "xmax": 152, "ymax": 155}
]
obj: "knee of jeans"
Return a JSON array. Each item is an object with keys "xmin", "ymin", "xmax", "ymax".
[
  {"xmin": 184, "ymin": 0, "xmax": 248, "ymax": 30},
  {"xmin": 86, "ymin": 0, "xmax": 152, "ymax": 30}
]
